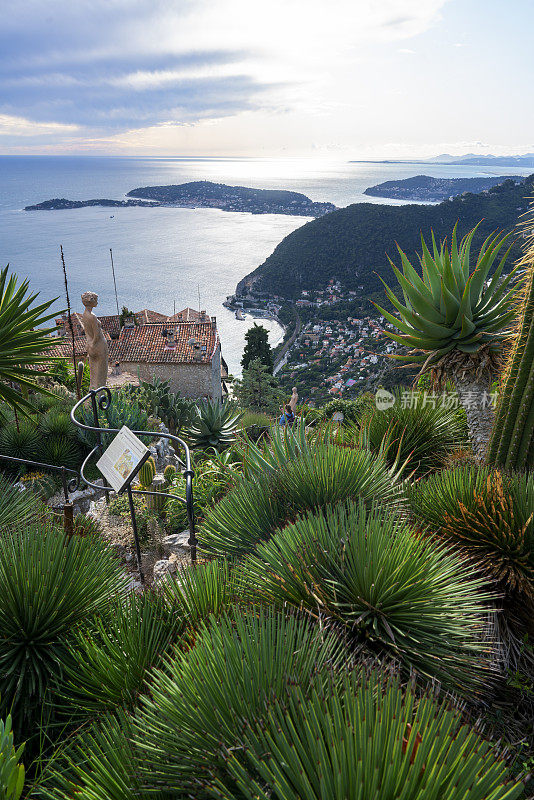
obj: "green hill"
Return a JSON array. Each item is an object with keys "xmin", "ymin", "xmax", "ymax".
[{"xmin": 237, "ymin": 176, "xmax": 534, "ymax": 300}]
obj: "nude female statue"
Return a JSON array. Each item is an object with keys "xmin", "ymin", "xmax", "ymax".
[
  {"xmin": 80, "ymin": 291, "xmax": 108, "ymax": 389},
  {"xmin": 289, "ymin": 386, "xmax": 298, "ymax": 414}
]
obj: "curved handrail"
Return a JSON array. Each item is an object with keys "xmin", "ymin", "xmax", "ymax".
[
  {"xmin": 0, "ymin": 454, "xmax": 81, "ymax": 503},
  {"xmin": 71, "ymin": 387, "xmax": 197, "ymax": 560}
]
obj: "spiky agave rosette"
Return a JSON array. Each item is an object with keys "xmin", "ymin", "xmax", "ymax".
[{"xmin": 375, "ymin": 224, "xmax": 519, "ymax": 383}]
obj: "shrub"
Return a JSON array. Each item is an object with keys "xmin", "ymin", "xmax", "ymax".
[
  {"xmin": 0, "ymin": 420, "xmax": 40, "ymax": 463},
  {"xmin": 38, "ymin": 410, "xmax": 78, "ymax": 441},
  {"xmin": 201, "ymin": 443, "xmax": 403, "ymax": 559},
  {"xmin": 60, "ymin": 592, "xmax": 183, "ymax": 718},
  {"xmin": 134, "ymin": 609, "xmax": 344, "ymax": 795},
  {"xmin": 244, "ymin": 500, "xmax": 493, "ymax": 691},
  {"xmin": 40, "ymin": 436, "xmax": 81, "ymax": 470},
  {"xmin": 0, "ymin": 473, "xmax": 44, "ymax": 527},
  {"xmin": 76, "ymin": 389, "xmax": 151, "ymax": 449},
  {"xmin": 408, "ymin": 467, "xmax": 534, "ymax": 599},
  {"xmin": 238, "ymin": 417, "xmax": 316, "ymax": 479},
  {"xmin": 357, "ymin": 390, "xmax": 469, "ymax": 479},
  {"xmin": 186, "ymin": 400, "xmax": 243, "ymax": 451},
  {"xmin": 218, "ymin": 668, "xmax": 524, "ymax": 800},
  {"xmin": 0, "ymin": 521, "xmax": 126, "ymax": 728},
  {"xmin": 167, "ymin": 455, "xmax": 236, "ymax": 530},
  {"xmin": 0, "ymin": 708, "xmax": 25, "ymax": 800},
  {"xmin": 239, "ymin": 410, "xmax": 272, "ymax": 430}
]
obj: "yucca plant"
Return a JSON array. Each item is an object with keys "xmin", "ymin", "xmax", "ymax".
[
  {"xmin": 201, "ymin": 443, "xmax": 403, "ymax": 559},
  {"xmin": 72, "ymin": 513, "xmax": 103, "ymax": 537},
  {"xmin": 244, "ymin": 500, "xmax": 493, "ymax": 691},
  {"xmin": 356, "ymin": 390, "xmax": 468, "ymax": 479},
  {"xmin": 0, "ymin": 265, "xmax": 60, "ymax": 414},
  {"xmin": 0, "ymin": 419, "xmax": 40, "ymax": 463},
  {"xmin": 408, "ymin": 466, "xmax": 534, "ymax": 601},
  {"xmin": 0, "ymin": 521, "xmax": 127, "ymax": 729},
  {"xmin": 238, "ymin": 416, "xmax": 316, "ymax": 479},
  {"xmin": 215, "ymin": 668, "xmax": 524, "ymax": 800},
  {"xmin": 375, "ymin": 225, "xmax": 518, "ymax": 456},
  {"xmin": 0, "ymin": 473, "xmax": 44, "ymax": 527},
  {"xmin": 134, "ymin": 609, "xmax": 344, "ymax": 796},
  {"xmin": 186, "ymin": 400, "xmax": 243, "ymax": 451},
  {"xmin": 0, "ymin": 706, "xmax": 25, "ymax": 800},
  {"xmin": 38, "ymin": 410, "xmax": 77, "ymax": 441},
  {"xmin": 40, "ymin": 436, "xmax": 81, "ymax": 470},
  {"xmin": 60, "ymin": 592, "xmax": 183, "ymax": 718}
]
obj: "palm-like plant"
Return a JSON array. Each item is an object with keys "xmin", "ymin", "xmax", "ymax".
[
  {"xmin": 201, "ymin": 443, "xmax": 403, "ymax": 559},
  {"xmin": 408, "ymin": 466, "xmax": 534, "ymax": 601},
  {"xmin": 0, "ymin": 521, "xmax": 126, "ymax": 728},
  {"xmin": 186, "ymin": 400, "xmax": 243, "ymax": 451},
  {"xmin": 375, "ymin": 225, "xmax": 518, "ymax": 455},
  {"xmin": 0, "ymin": 265, "xmax": 60, "ymax": 413},
  {"xmin": 60, "ymin": 592, "xmax": 184, "ymax": 718},
  {"xmin": 134, "ymin": 609, "xmax": 344, "ymax": 795},
  {"xmin": 244, "ymin": 500, "xmax": 493, "ymax": 691},
  {"xmin": 217, "ymin": 669, "xmax": 524, "ymax": 800}
]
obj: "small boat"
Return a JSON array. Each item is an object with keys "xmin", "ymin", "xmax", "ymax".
[
  {"xmin": 109, "ymin": 215, "xmax": 114, "ymax": 218},
  {"xmin": 235, "ymin": 308, "xmax": 245, "ymax": 320}
]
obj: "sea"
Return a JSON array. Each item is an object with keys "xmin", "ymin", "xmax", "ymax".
[{"xmin": 1, "ymin": 155, "xmax": 532, "ymax": 374}]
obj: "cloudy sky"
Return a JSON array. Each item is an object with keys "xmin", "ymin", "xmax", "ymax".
[{"xmin": 1, "ymin": 0, "xmax": 532, "ymax": 158}]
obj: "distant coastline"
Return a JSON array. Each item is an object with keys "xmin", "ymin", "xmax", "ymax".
[
  {"xmin": 25, "ymin": 180, "xmax": 337, "ymax": 218},
  {"xmin": 364, "ymin": 174, "xmax": 520, "ymax": 202}
]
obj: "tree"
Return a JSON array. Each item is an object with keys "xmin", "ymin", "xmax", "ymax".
[
  {"xmin": 241, "ymin": 324, "xmax": 273, "ymax": 373},
  {"xmin": 234, "ymin": 358, "xmax": 283, "ymax": 414},
  {"xmin": 0, "ymin": 265, "xmax": 60, "ymax": 413}
]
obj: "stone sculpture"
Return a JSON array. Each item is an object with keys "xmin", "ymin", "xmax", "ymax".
[
  {"xmin": 80, "ymin": 291, "xmax": 108, "ymax": 389},
  {"xmin": 289, "ymin": 386, "xmax": 298, "ymax": 413}
]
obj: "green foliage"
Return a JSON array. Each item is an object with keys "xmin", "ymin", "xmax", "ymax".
[
  {"xmin": 238, "ymin": 417, "xmax": 315, "ymax": 479},
  {"xmin": 216, "ymin": 668, "xmax": 524, "ymax": 800},
  {"xmin": 239, "ymin": 410, "xmax": 272, "ymax": 429},
  {"xmin": 38, "ymin": 410, "xmax": 77, "ymax": 441},
  {"xmin": 488, "ymin": 232, "xmax": 534, "ymax": 470},
  {"xmin": 134, "ymin": 609, "xmax": 344, "ymax": 795},
  {"xmin": 0, "ymin": 265, "xmax": 61, "ymax": 414},
  {"xmin": 247, "ymin": 176, "xmax": 532, "ymax": 300},
  {"xmin": 72, "ymin": 513, "xmax": 103, "ymax": 538},
  {"xmin": 167, "ymin": 454, "xmax": 237, "ymax": 529},
  {"xmin": 76, "ymin": 388, "xmax": 151, "ymax": 449},
  {"xmin": 201, "ymin": 443, "xmax": 402, "ymax": 558},
  {"xmin": 119, "ymin": 305, "xmax": 137, "ymax": 328},
  {"xmin": 320, "ymin": 397, "xmax": 365, "ymax": 424},
  {"xmin": 357, "ymin": 390, "xmax": 468, "ymax": 479},
  {"xmin": 0, "ymin": 420, "xmax": 40, "ymax": 462},
  {"xmin": 163, "ymin": 464, "xmax": 176, "ymax": 485},
  {"xmin": 0, "ymin": 708, "xmax": 25, "ymax": 800},
  {"xmin": 18, "ymin": 470, "xmax": 58, "ymax": 502},
  {"xmin": 408, "ymin": 466, "xmax": 534, "ymax": 599},
  {"xmin": 136, "ymin": 378, "xmax": 195, "ymax": 435},
  {"xmin": 233, "ymin": 358, "xmax": 283, "ymax": 414},
  {"xmin": 241, "ymin": 323, "xmax": 273, "ymax": 372},
  {"xmin": 186, "ymin": 400, "xmax": 242, "ymax": 451},
  {"xmin": 138, "ymin": 455, "xmax": 156, "ymax": 488},
  {"xmin": 0, "ymin": 474, "xmax": 43, "ymax": 527},
  {"xmin": 244, "ymin": 500, "xmax": 492, "ymax": 691},
  {"xmin": 49, "ymin": 359, "xmax": 89, "ymax": 395},
  {"xmin": 0, "ymin": 521, "xmax": 126, "ymax": 728},
  {"xmin": 40, "ymin": 436, "xmax": 81, "ymax": 470},
  {"xmin": 61, "ymin": 592, "xmax": 183, "ymax": 718},
  {"xmin": 375, "ymin": 224, "xmax": 517, "ymax": 367}
]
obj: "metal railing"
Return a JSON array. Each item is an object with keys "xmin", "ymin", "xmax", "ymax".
[{"xmin": 70, "ymin": 386, "xmax": 196, "ymax": 583}]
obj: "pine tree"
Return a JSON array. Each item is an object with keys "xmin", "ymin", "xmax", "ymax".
[
  {"xmin": 241, "ymin": 324, "xmax": 273, "ymax": 372},
  {"xmin": 234, "ymin": 358, "xmax": 283, "ymax": 414}
]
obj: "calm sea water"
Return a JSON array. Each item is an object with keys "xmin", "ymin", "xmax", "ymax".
[{"xmin": 1, "ymin": 156, "xmax": 532, "ymax": 373}]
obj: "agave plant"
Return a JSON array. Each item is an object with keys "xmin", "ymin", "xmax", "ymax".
[
  {"xmin": 134, "ymin": 609, "xmax": 344, "ymax": 796},
  {"xmin": 356, "ymin": 390, "xmax": 468, "ymax": 479},
  {"xmin": 216, "ymin": 668, "xmax": 524, "ymax": 800},
  {"xmin": 408, "ymin": 466, "xmax": 534, "ymax": 601},
  {"xmin": 40, "ymin": 436, "xmax": 81, "ymax": 470},
  {"xmin": 60, "ymin": 592, "xmax": 183, "ymax": 718},
  {"xmin": 38, "ymin": 409, "xmax": 78, "ymax": 441},
  {"xmin": 238, "ymin": 416, "xmax": 317, "ymax": 479},
  {"xmin": 0, "ymin": 420, "xmax": 40, "ymax": 463},
  {"xmin": 0, "ymin": 473, "xmax": 43, "ymax": 527},
  {"xmin": 244, "ymin": 500, "xmax": 493, "ymax": 691},
  {"xmin": 0, "ymin": 707, "xmax": 25, "ymax": 800},
  {"xmin": 0, "ymin": 265, "xmax": 60, "ymax": 414},
  {"xmin": 0, "ymin": 521, "xmax": 126, "ymax": 729},
  {"xmin": 201, "ymin": 443, "xmax": 403, "ymax": 559},
  {"xmin": 375, "ymin": 225, "xmax": 518, "ymax": 455},
  {"xmin": 186, "ymin": 400, "xmax": 243, "ymax": 451}
]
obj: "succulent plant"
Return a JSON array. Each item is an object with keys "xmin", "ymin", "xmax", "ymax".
[
  {"xmin": 163, "ymin": 464, "xmax": 176, "ymax": 485},
  {"xmin": 138, "ymin": 456, "xmax": 156, "ymax": 488},
  {"xmin": 375, "ymin": 224, "xmax": 517, "ymax": 375},
  {"xmin": 186, "ymin": 400, "xmax": 242, "ymax": 451}
]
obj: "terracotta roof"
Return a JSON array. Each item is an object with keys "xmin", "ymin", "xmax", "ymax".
[
  {"xmin": 119, "ymin": 321, "xmax": 217, "ymax": 364},
  {"xmin": 168, "ymin": 307, "xmax": 211, "ymax": 323},
  {"xmin": 55, "ymin": 309, "xmax": 169, "ymax": 339}
]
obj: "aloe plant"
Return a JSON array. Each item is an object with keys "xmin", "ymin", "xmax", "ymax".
[
  {"xmin": 217, "ymin": 669, "xmax": 524, "ymax": 800},
  {"xmin": 244, "ymin": 500, "xmax": 493, "ymax": 691},
  {"xmin": 375, "ymin": 225, "xmax": 518, "ymax": 456},
  {"xmin": 186, "ymin": 400, "xmax": 242, "ymax": 451},
  {"xmin": 0, "ymin": 707, "xmax": 25, "ymax": 800}
]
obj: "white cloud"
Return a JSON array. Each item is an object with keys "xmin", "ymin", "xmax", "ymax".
[{"xmin": 0, "ymin": 114, "xmax": 79, "ymax": 136}]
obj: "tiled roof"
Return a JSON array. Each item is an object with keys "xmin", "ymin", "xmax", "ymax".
[
  {"xmin": 168, "ymin": 307, "xmax": 211, "ymax": 323},
  {"xmin": 55, "ymin": 309, "xmax": 169, "ymax": 339},
  {"xmin": 119, "ymin": 321, "xmax": 217, "ymax": 364}
]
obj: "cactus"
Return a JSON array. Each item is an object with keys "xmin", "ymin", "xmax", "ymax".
[
  {"xmin": 163, "ymin": 464, "xmax": 176, "ymax": 485},
  {"xmin": 488, "ymin": 228, "xmax": 534, "ymax": 470},
  {"xmin": 146, "ymin": 477, "xmax": 166, "ymax": 512},
  {"xmin": 138, "ymin": 456, "xmax": 156, "ymax": 488}
]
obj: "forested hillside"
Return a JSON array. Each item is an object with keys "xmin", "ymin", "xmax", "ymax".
[{"xmin": 238, "ymin": 175, "xmax": 534, "ymax": 299}]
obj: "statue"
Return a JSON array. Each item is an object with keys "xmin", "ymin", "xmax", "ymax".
[
  {"xmin": 289, "ymin": 386, "xmax": 298, "ymax": 414},
  {"xmin": 80, "ymin": 291, "xmax": 108, "ymax": 389}
]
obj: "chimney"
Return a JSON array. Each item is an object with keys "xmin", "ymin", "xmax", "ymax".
[{"xmin": 211, "ymin": 316, "xmax": 216, "ymax": 330}]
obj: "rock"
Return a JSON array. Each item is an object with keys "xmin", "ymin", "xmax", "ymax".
[
  {"xmin": 162, "ymin": 530, "xmax": 190, "ymax": 556},
  {"xmin": 153, "ymin": 558, "xmax": 177, "ymax": 583}
]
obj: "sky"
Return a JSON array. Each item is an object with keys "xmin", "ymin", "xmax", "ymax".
[{"xmin": 1, "ymin": 0, "xmax": 533, "ymax": 159}]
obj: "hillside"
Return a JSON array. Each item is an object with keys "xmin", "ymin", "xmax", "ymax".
[
  {"xmin": 238, "ymin": 175, "xmax": 534, "ymax": 299},
  {"xmin": 364, "ymin": 174, "xmax": 518, "ymax": 202}
]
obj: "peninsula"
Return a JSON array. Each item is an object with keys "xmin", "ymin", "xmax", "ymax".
[
  {"xmin": 25, "ymin": 181, "xmax": 337, "ymax": 217},
  {"xmin": 364, "ymin": 174, "xmax": 519, "ymax": 202}
]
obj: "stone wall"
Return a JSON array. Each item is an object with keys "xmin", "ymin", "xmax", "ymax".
[{"xmin": 121, "ymin": 357, "xmax": 222, "ymax": 400}]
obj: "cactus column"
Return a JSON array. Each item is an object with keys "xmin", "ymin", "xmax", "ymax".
[{"xmin": 487, "ymin": 247, "xmax": 534, "ymax": 470}]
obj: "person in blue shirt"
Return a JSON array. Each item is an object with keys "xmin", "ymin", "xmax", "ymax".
[{"xmin": 279, "ymin": 404, "xmax": 295, "ymax": 426}]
